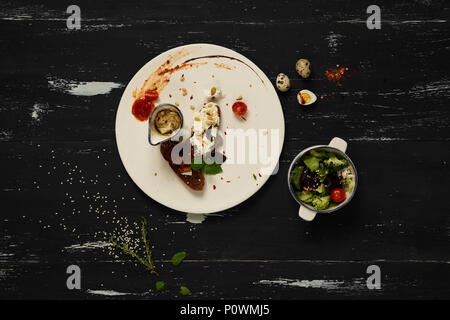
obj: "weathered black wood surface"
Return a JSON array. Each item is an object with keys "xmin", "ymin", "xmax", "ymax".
[{"xmin": 0, "ymin": 0, "xmax": 449, "ymax": 299}]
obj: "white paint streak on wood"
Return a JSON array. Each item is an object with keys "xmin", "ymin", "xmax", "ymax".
[
  {"xmin": 64, "ymin": 241, "xmax": 111, "ymax": 251},
  {"xmin": 30, "ymin": 103, "xmax": 48, "ymax": 122},
  {"xmin": 325, "ymin": 31, "xmax": 343, "ymax": 54},
  {"xmin": 86, "ymin": 289, "xmax": 153, "ymax": 296},
  {"xmin": 257, "ymin": 278, "xmax": 366, "ymax": 290},
  {"xmin": 348, "ymin": 137, "xmax": 404, "ymax": 142},
  {"xmin": 337, "ymin": 19, "xmax": 447, "ymax": 24},
  {"xmin": 67, "ymin": 82, "xmax": 122, "ymax": 96},
  {"xmin": 377, "ymin": 81, "xmax": 450, "ymax": 99},
  {"xmin": 409, "ymin": 80, "xmax": 450, "ymax": 98},
  {"xmin": 353, "ymin": 102, "xmax": 393, "ymax": 109},
  {"xmin": 0, "ymin": 130, "xmax": 13, "ymax": 141},
  {"xmin": 86, "ymin": 289, "xmax": 132, "ymax": 296},
  {"xmin": 0, "ymin": 252, "xmax": 14, "ymax": 280},
  {"xmin": 48, "ymin": 79, "xmax": 123, "ymax": 96},
  {"xmin": 151, "ymin": 259, "xmax": 450, "ymax": 264}
]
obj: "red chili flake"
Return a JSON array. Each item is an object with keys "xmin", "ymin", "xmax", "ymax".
[
  {"xmin": 213, "ymin": 185, "xmax": 216, "ymax": 190},
  {"xmin": 169, "ymin": 94, "xmax": 172, "ymax": 98},
  {"xmin": 226, "ymin": 180, "xmax": 231, "ymax": 183},
  {"xmin": 241, "ymin": 116, "xmax": 247, "ymax": 121},
  {"xmin": 190, "ymin": 95, "xmax": 193, "ymax": 100},
  {"xmin": 224, "ymin": 131, "xmax": 227, "ymax": 135},
  {"xmin": 220, "ymin": 177, "xmax": 224, "ymax": 180},
  {"xmin": 325, "ymin": 66, "xmax": 351, "ymax": 84},
  {"xmin": 258, "ymin": 173, "xmax": 262, "ymax": 177}
]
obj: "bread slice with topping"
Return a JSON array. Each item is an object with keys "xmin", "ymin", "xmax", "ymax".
[{"xmin": 160, "ymin": 140, "xmax": 205, "ymax": 191}]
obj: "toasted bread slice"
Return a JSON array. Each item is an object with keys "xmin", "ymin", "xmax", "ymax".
[
  {"xmin": 160, "ymin": 140, "xmax": 205, "ymax": 191},
  {"xmin": 159, "ymin": 103, "xmax": 221, "ymax": 191}
]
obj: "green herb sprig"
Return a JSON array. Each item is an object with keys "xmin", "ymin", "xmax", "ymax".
[{"xmin": 110, "ymin": 219, "xmax": 158, "ymax": 276}]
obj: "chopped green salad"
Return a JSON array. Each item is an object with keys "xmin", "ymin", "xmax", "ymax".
[{"xmin": 290, "ymin": 148, "xmax": 355, "ymax": 210}]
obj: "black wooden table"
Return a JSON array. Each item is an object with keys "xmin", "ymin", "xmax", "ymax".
[{"xmin": 1, "ymin": 0, "xmax": 449, "ymax": 299}]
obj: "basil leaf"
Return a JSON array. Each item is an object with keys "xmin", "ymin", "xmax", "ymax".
[
  {"xmin": 180, "ymin": 286, "xmax": 191, "ymax": 295},
  {"xmin": 171, "ymin": 251, "xmax": 186, "ymax": 266},
  {"xmin": 203, "ymin": 163, "xmax": 223, "ymax": 175},
  {"xmin": 156, "ymin": 281, "xmax": 165, "ymax": 291},
  {"xmin": 190, "ymin": 158, "xmax": 204, "ymax": 171}
]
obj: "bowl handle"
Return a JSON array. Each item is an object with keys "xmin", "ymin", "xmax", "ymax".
[
  {"xmin": 299, "ymin": 206, "xmax": 317, "ymax": 221},
  {"xmin": 329, "ymin": 137, "xmax": 347, "ymax": 153}
]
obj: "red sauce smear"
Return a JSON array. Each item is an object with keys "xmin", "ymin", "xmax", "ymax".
[
  {"xmin": 131, "ymin": 89, "xmax": 158, "ymax": 121},
  {"xmin": 159, "ymin": 63, "xmax": 193, "ymax": 76},
  {"xmin": 158, "ymin": 62, "xmax": 207, "ymax": 76}
]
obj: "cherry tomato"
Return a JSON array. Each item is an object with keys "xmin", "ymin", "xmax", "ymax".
[
  {"xmin": 330, "ymin": 188, "xmax": 346, "ymax": 203},
  {"xmin": 145, "ymin": 89, "xmax": 159, "ymax": 101},
  {"xmin": 232, "ymin": 101, "xmax": 248, "ymax": 117}
]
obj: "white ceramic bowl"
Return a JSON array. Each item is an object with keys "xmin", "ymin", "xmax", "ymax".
[{"xmin": 287, "ymin": 137, "xmax": 358, "ymax": 221}]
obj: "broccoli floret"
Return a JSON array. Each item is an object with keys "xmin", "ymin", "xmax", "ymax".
[
  {"xmin": 309, "ymin": 149, "xmax": 328, "ymax": 159},
  {"xmin": 317, "ymin": 163, "xmax": 328, "ymax": 182},
  {"xmin": 324, "ymin": 156, "xmax": 347, "ymax": 169},
  {"xmin": 314, "ymin": 183, "xmax": 326, "ymax": 194},
  {"xmin": 297, "ymin": 191, "xmax": 313, "ymax": 203},
  {"xmin": 290, "ymin": 165, "xmax": 304, "ymax": 190},
  {"xmin": 342, "ymin": 177, "xmax": 354, "ymax": 193},
  {"xmin": 311, "ymin": 195, "xmax": 330, "ymax": 210},
  {"xmin": 303, "ymin": 156, "xmax": 320, "ymax": 172}
]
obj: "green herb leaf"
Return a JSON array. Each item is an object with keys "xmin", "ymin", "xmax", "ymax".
[
  {"xmin": 203, "ymin": 163, "xmax": 223, "ymax": 175},
  {"xmin": 253, "ymin": 173, "xmax": 257, "ymax": 180},
  {"xmin": 171, "ymin": 251, "xmax": 187, "ymax": 266},
  {"xmin": 180, "ymin": 286, "xmax": 191, "ymax": 295},
  {"xmin": 190, "ymin": 158, "xmax": 223, "ymax": 175},
  {"xmin": 156, "ymin": 281, "xmax": 165, "ymax": 291},
  {"xmin": 303, "ymin": 156, "xmax": 320, "ymax": 172},
  {"xmin": 190, "ymin": 158, "xmax": 204, "ymax": 171}
]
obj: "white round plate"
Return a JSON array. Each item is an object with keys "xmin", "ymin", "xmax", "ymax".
[{"xmin": 115, "ymin": 43, "xmax": 285, "ymax": 214}]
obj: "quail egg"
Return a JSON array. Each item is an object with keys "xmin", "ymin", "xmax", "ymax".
[
  {"xmin": 297, "ymin": 89, "xmax": 317, "ymax": 106},
  {"xmin": 296, "ymin": 59, "xmax": 311, "ymax": 78},
  {"xmin": 275, "ymin": 73, "xmax": 291, "ymax": 92}
]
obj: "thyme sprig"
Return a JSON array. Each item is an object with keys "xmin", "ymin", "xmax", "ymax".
[{"xmin": 110, "ymin": 218, "xmax": 158, "ymax": 276}]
